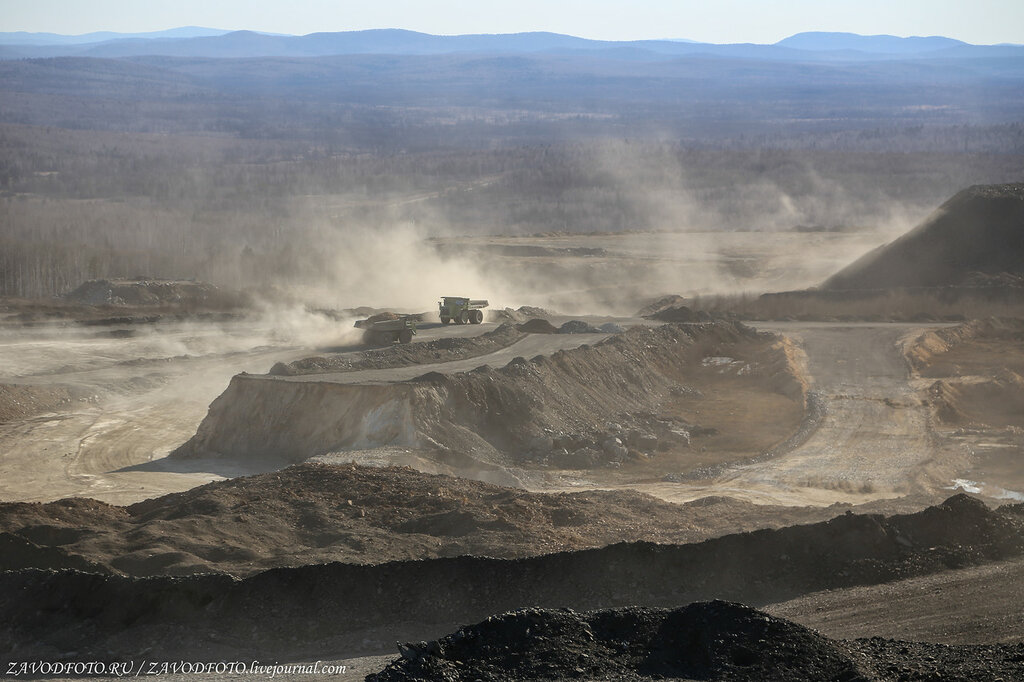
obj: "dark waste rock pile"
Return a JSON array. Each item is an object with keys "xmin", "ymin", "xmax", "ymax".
[{"xmin": 369, "ymin": 600, "xmax": 1024, "ymax": 681}]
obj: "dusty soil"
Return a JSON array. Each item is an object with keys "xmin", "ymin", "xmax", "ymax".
[
  {"xmin": 766, "ymin": 556, "xmax": 1024, "ymax": 645},
  {"xmin": 904, "ymin": 317, "xmax": 1024, "ymax": 503},
  {"xmin": 173, "ymin": 322, "xmax": 809, "ymax": 494},
  {"xmin": 0, "ymin": 383, "xmax": 89, "ymax": 423},
  {"xmin": 369, "ymin": 601, "xmax": 1024, "ymax": 681},
  {"xmin": 0, "ymin": 462, "xmax": 864, "ymax": 578},
  {"xmin": 2, "ymin": 494, "xmax": 1023, "ymax": 666}
]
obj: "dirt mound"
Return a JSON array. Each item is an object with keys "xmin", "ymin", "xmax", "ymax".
[
  {"xmin": 491, "ymin": 306, "xmax": 553, "ymax": 324},
  {"xmin": 370, "ymin": 601, "xmax": 864, "ymax": 682},
  {"xmin": 366, "ymin": 311, "xmax": 401, "ymax": 323},
  {"xmin": 636, "ymin": 294, "xmax": 689, "ymax": 317},
  {"xmin": 904, "ymin": 317, "xmax": 1024, "ymax": 375},
  {"xmin": 61, "ymin": 278, "xmax": 245, "ymax": 308},
  {"xmin": 647, "ymin": 304, "xmax": 714, "ymax": 322},
  {"xmin": 3, "ymin": 495, "xmax": 1024, "ymax": 663},
  {"xmin": 905, "ymin": 318, "xmax": 1024, "ymax": 429},
  {"xmin": 176, "ymin": 322, "xmax": 808, "ymax": 474},
  {"xmin": 824, "ymin": 183, "xmax": 1024, "ymax": 289},
  {"xmin": 270, "ymin": 324, "xmax": 524, "ymax": 376},
  {"xmin": 515, "ymin": 318, "xmax": 558, "ymax": 334},
  {"xmin": 0, "ymin": 463, "xmax": 836, "ymax": 577},
  {"xmin": 928, "ymin": 372, "xmax": 1024, "ymax": 428},
  {"xmin": 558, "ymin": 319, "xmax": 601, "ymax": 334}
]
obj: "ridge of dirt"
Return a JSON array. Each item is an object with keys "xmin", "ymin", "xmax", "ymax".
[
  {"xmin": 368, "ymin": 600, "xmax": 1024, "ymax": 681},
  {"xmin": 175, "ymin": 322, "xmax": 810, "ymax": 481},
  {"xmin": 268, "ymin": 324, "xmax": 524, "ymax": 376},
  {"xmin": 0, "ymin": 463, "xmax": 848, "ymax": 577},
  {"xmin": 902, "ymin": 317, "xmax": 1024, "ymax": 501},
  {"xmin": 2, "ymin": 494, "xmax": 1023, "ymax": 663},
  {"xmin": 903, "ymin": 317, "xmax": 1024, "ymax": 377}
]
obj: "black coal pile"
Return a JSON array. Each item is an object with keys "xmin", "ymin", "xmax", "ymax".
[{"xmin": 370, "ymin": 600, "xmax": 1024, "ymax": 682}]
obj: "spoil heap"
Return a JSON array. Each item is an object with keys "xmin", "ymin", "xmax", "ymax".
[{"xmin": 824, "ymin": 183, "xmax": 1024, "ymax": 290}]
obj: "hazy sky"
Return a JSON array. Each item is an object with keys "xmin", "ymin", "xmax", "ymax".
[{"xmin": 1, "ymin": 0, "xmax": 1021, "ymax": 45}]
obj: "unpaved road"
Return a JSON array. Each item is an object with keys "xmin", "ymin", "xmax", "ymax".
[
  {"xmin": 277, "ymin": 329, "xmax": 610, "ymax": 384},
  {"xmin": 633, "ymin": 322, "xmax": 959, "ymax": 507},
  {"xmin": 0, "ymin": 318, "xmax": 959, "ymax": 508}
]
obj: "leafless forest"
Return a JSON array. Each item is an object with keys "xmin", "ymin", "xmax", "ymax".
[{"xmin": 2, "ymin": 49, "xmax": 1024, "ymax": 300}]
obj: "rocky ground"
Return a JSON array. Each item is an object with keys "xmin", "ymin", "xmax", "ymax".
[
  {"xmin": 370, "ymin": 600, "xmax": 1024, "ymax": 681},
  {"xmin": 0, "ymin": 462, "xmax": 879, "ymax": 577},
  {"xmin": 2, "ymin": 493, "xmax": 1023, "ymax": 668}
]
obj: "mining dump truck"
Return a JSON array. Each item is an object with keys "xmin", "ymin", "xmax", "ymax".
[
  {"xmin": 439, "ymin": 297, "xmax": 488, "ymax": 325},
  {"xmin": 354, "ymin": 316, "xmax": 417, "ymax": 345}
]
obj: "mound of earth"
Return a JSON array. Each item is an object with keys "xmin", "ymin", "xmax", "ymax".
[
  {"xmin": 906, "ymin": 318, "xmax": 1024, "ymax": 429},
  {"xmin": 928, "ymin": 372, "xmax": 1024, "ymax": 428},
  {"xmin": 175, "ymin": 322, "xmax": 809, "ymax": 476},
  {"xmin": 824, "ymin": 183, "xmax": 1024, "ymax": 289},
  {"xmin": 3, "ymin": 495, "xmax": 1024, "ymax": 663},
  {"xmin": 270, "ymin": 324, "xmax": 524, "ymax": 376},
  {"xmin": 558, "ymin": 319, "xmax": 601, "ymax": 334},
  {"xmin": 636, "ymin": 294, "xmax": 690, "ymax": 317},
  {"xmin": 61, "ymin": 278, "xmax": 246, "ymax": 308},
  {"xmin": 646, "ymin": 305, "xmax": 714, "ymax": 323},
  {"xmin": 904, "ymin": 317, "xmax": 1024, "ymax": 377},
  {"xmin": 371, "ymin": 601, "xmax": 867, "ymax": 682},
  {"xmin": 0, "ymin": 463, "xmax": 840, "ymax": 577},
  {"xmin": 491, "ymin": 306, "xmax": 552, "ymax": 324},
  {"xmin": 369, "ymin": 600, "xmax": 1024, "ymax": 681},
  {"xmin": 516, "ymin": 318, "xmax": 558, "ymax": 333}
]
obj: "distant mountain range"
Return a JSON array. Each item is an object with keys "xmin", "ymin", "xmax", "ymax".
[{"xmin": 0, "ymin": 28, "xmax": 1021, "ymax": 61}]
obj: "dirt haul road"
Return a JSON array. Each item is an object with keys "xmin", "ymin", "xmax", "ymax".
[
  {"xmin": 634, "ymin": 322, "xmax": 957, "ymax": 507},
  {"xmin": 1, "ymin": 319, "xmax": 957, "ymax": 509}
]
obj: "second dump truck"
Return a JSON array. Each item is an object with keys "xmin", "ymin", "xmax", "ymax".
[
  {"xmin": 439, "ymin": 297, "xmax": 487, "ymax": 325},
  {"xmin": 354, "ymin": 315, "xmax": 417, "ymax": 345}
]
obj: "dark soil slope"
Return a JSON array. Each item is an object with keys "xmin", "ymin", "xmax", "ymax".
[
  {"xmin": 369, "ymin": 601, "xmax": 1024, "ymax": 681},
  {"xmin": 0, "ymin": 463, "xmax": 835, "ymax": 577},
  {"xmin": 824, "ymin": 183, "xmax": 1024, "ymax": 289},
  {"xmin": 2, "ymin": 495, "xmax": 1023, "ymax": 662}
]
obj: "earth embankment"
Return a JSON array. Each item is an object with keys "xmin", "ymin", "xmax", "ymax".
[
  {"xmin": 173, "ymin": 322, "xmax": 809, "ymax": 480},
  {"xmin": 2, "ymin": 494, "xmax": 1021, "ymax": 663},
  {"xmin": 0, "ymin": 462, "xmax": 862, "ymax": 577}
]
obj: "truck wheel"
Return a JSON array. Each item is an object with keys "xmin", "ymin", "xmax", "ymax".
[
  {"xmin": 470, "ymin": 310, "xmax": 483, "ymax": 324},
  {"xmin": 363, "ymin": 330, "xmax": 377, "ymax": 345},
  {"xmin": 440, "ymin": 316, "xmax": 450, "ymax": 325},
  {"xmin": 457, "ymin": 310, "xmax": 469, "ymax": 325},
  {"xmin": 399, "ymin": 329, "xmax": 412, "ymax": 344},
  {"xmin": 381, "ymin": 332, "xmax": 395, "ymax": 344}
]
